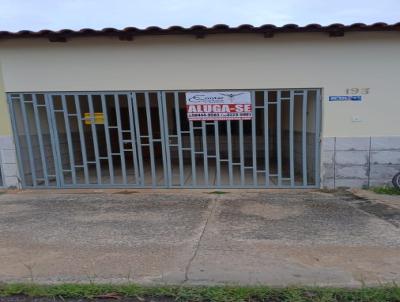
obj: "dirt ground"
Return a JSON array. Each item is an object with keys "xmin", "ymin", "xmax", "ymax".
[{"xmin": 0, "ymin": 188, "xmax": 399, "ymax": 286}]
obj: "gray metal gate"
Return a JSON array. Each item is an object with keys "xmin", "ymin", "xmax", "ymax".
[{"xmin": 8, "ymin": 89, "xmax": 321, "ymax": 189}]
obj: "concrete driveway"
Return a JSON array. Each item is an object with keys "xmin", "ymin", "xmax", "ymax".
[{"xmin": 0, "ymin": 189, "xmax": 399, "ymax": 286}]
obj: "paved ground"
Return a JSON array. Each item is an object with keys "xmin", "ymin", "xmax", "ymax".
[{"xmin": 0, "ymin": 189, "xmax": 399, "ymax": 286}]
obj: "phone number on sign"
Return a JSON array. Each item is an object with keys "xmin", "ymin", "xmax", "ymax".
[{"xmin": 188, "ymin": 112, "xmax": 252, "ymax": 120}]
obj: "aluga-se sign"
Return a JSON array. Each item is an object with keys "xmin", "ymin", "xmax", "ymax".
[{"xmin": 185, "ymin": 91, "xmax": 252, "ymax": 121}]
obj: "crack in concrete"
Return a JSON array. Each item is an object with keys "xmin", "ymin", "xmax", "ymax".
[{"xmin": 183, "ymin": 197, "xmax": 218, "ymax": 283}]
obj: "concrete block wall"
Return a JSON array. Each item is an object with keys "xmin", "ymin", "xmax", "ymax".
[
  {"xmin": 321, "ymin": 136, "xmax": 400, "ymax": 188},
  {"xmin": 0, "ymin": 135, "xmax": 20, "ymax": 188}
]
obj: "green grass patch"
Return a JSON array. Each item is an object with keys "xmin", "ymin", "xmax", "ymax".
[
  {"xmin": 1, "ymin": 283, "xmax": 400, "ymax": 301},
  {"xmin": 371, "ymin": 186, "xmax": 400, "ymax": 195},
  {"xmin": 208, "ymin": 191, "xmax": 228, "ymax": 195}
]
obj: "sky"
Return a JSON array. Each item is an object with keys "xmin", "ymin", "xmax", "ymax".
[{"xmin": 0, "ymin": 0, "xmax": 399, "ymax": 32}]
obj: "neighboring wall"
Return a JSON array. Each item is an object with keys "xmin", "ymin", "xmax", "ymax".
[
  {"xmin": 0, "ymin": 62, "xmax": 18, "ymax": 187},
  {"xmin": 321, "ymin": 137, "xmax": 400, "ymax": 188},
  {"xmin": 0, "ymin": 32, "xmax": 399, "ymax": 187}
]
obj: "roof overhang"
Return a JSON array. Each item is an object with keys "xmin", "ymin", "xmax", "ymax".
[{"xmin": 0, "ymin": 22, "xmax": 399, "ymax": 42}]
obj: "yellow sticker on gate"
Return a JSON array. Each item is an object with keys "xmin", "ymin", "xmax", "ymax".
[{"xmin": 84, "ymin": 112, "xmax": 104, "ymax": 125}]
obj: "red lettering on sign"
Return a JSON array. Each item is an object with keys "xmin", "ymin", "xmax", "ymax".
[{"xmin": 186, "ymin": 104, "xmax": 251, "ymax": 113}]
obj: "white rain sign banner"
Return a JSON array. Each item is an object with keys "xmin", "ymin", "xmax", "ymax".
[{"xmin": 185, "ymin": 91, "xmax": 252, "ymax": 121}]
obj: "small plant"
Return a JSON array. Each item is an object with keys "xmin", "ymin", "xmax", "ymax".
[
  {"xmin": 126, "ymin": 268, "xmax": 134, "ymax": 284},
  {"xmin": 208, "ymin": 191, "xmax": 228, "ymax": 195},
  {"xmin": 83, "ymin": 260, "xmax": 98, "ymax": 285},
  {"xmin": 22, "ymin": 263, "xmax": 35, "ymax": 283},
  {"xmin": 371, "ymin": 185, "xmax": 400, "ymax": 195}
]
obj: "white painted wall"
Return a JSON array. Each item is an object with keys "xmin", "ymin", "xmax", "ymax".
[
  {"xmin": 0, "ymin": 61, "xmax": 12, "ymax": 136},
  {"xmin": 0, "ymin": 32, "xmax": 399, "ymax": 137}
]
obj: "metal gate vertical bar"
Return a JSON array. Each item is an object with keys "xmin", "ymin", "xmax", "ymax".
[
  {"xmin": 114, "ymin": 94, "xmax": 127, "ymax": 184},
  {"xmin": 202, "ymin": 121, "xmax": 209, "ymax": 186},
  {"xmin": 214, "ymin": 121, "xmax": 221, "ymax": 186},
  {"xmin": 8, "ymin": 95, "xmax": 26, "ymax": 187},
  {"xmin": 289, "ymin": 90, "xmax": 295, "ymax": 187},
  {"xmin": 174, "ymin": 92, "xmax": 184, "ymax": 186},
  {"xmin": 158, "ymin": 91, "xmax": 168, "ymax": 186},
  {"xmin": 126, "ymin": 93, "xmax": 140, "ymax": 185},
  {"xmin": 131, "ymin": 93, "xmax": 144, "ymax": 186},
  {"xmin": 144, "ymin": 92, "xmax": 156, "ymax": 186},
  {"xmin": 74, "ymin": 95, "xmax": 89, "ymax": 185},
  {"xmin": 47, "ymin": 94, "xmax": 63, "ymax": 187},
  {"xmin": 19, "ymin": 93, "xmax": 37, "ymax": 187},
  {"xmin": 227, "ymin": 120, "xmax": 233, "ymax": 185},
  {"xmin": 100, "ymin": 94, "xmax": 115, "ymax": 184},
  {"xmin": 61, "ymin": 95, "xmax": 77, "ymax": 184},
  {"xmin": 45, "ymin": 94, "xmax": 60, "ymax": 187},
  {"xmin": 315, "ymin": 89, "xmax": 321, "ymax": 187},
  {"xmin": 189, "ymin": 121, "xmax": 197, "ymax": 185},
  {"xmin": 161, "ymin": 92, "xmax": 172, "ymax": 187},
  {"xmin": 32, "ymin": 94, "xmax": 49, "ymax": 186},
  {"xmin": 264, "ymin": 91, "xmax": 270, "ymax": 186},
  {"xmin": 277, "ymin": 90, "xmax": 282, "ymax": 186},
  {"xmin": 88, "ymin": 95, "xmax": 102, "ymax": 184},
  {"xmin": 239, "ymin": 120, "xmax": 244, "ymax": 185},
  {"xmin": 302, "ymin": 90, "xmax": 308, "ymax": 186},
  {"xmin": 251, "ymin": 91, "xmax": 257, "ymax": 186}
]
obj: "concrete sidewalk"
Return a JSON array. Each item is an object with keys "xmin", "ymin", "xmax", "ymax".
[{"xmin": 0, "ymin": 189, "xmax": 399, "ymax": 286}]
